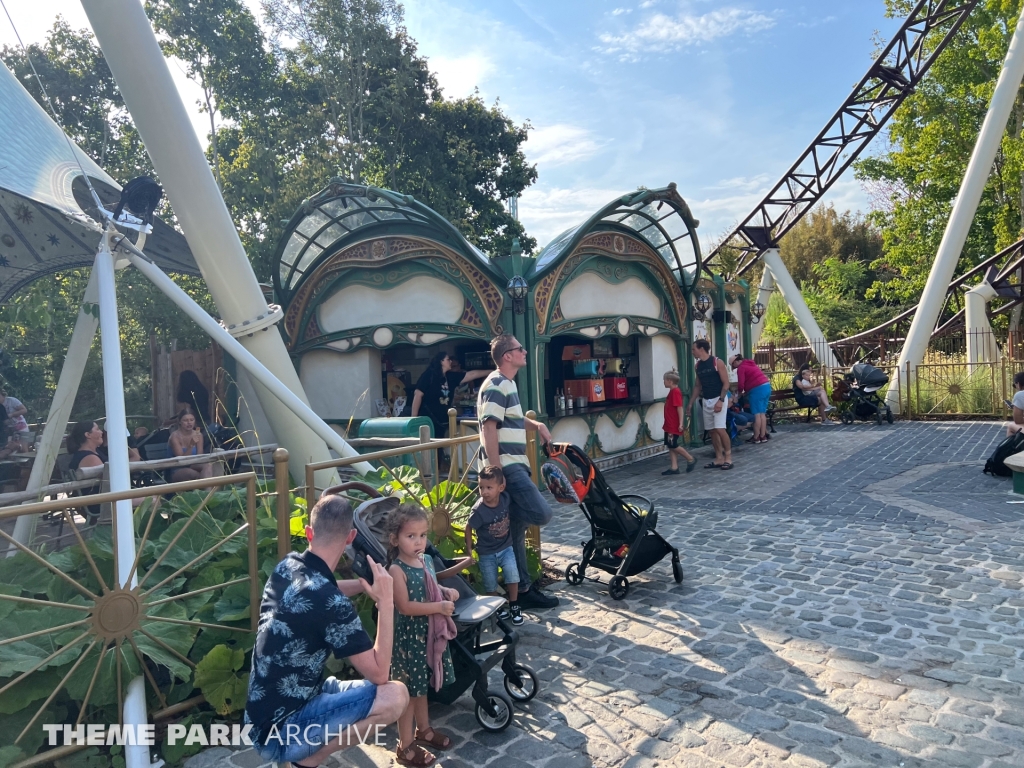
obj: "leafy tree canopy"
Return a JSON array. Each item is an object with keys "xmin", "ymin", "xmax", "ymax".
[
  {"xmin": 0, "ymin": 1, "xmax": 536, "ymax": 419},
  {"xmin": 856, "ymin": 0, "xmax": 1024, "ymax": 305}
]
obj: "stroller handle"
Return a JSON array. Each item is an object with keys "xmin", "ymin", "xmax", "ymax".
[{"xmin": 322, "ymin": 481, "xmax": 382, "ymax": 499}]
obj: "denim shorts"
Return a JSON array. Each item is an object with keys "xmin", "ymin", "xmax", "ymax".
[
  {"xmin": 253, "ymin": 678, "xmax": 378, "ymax": 764},
  {"xmin": 478, "ymin": 546, "xmax": 520, "ymax": 593}
]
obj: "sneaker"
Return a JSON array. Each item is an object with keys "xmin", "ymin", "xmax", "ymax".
[
  {"xmin": 510, "ymin": 603, "xmax": 524, "ymax": 625},
  {"xmin": 686, "ymin": 459, "xmax": 697, "ymax": 473},
  {"xmin": 825, "ymin": 405, "xmax": 836, "ymax": 413},
  {"xmin": 518, "ymin": 587, "xmax": 559, "ymax": 609},
  {"xmin": 497, "ymin": 605, "xmax": 511, "ymax": 621},
  {"xmin": 662, "ymin": 468, "xmax": 680, "ymax": 475}
]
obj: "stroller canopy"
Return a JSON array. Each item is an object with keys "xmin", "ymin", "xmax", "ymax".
[{"xmin": 851, "ymin": 363, "xmax": 889, "ymax": 388}]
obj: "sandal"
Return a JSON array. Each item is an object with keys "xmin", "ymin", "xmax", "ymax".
[
  {"xmin": 397, "ymin": 744, "xmax": 436, "ymax": 767},
  {"xmin": 720, "ymin": 462, "xmax": 733, "ymax": 470},
  {"xmin": 703, "ymin": 462, "xmax": 721, "ymax": 469},
  {"xmin": 416, "ymin": 728, "xmax": 452, "ymax": 750}
]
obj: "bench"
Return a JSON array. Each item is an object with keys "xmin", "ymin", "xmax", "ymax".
[{"xmin": 766, "ymin": 391, "xmax": 815, "ymax": 433}]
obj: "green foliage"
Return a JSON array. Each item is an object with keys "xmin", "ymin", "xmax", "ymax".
[
  {"xmin": 194, "ymin": 644, "xmax": 248, "ymax": 716},
  {"xmin": 856, "ymin": 0, "xmax": 1024, "ymax": 305},
  {"xmin": 759, "ymin": 205, "xmax": 894, "ymax": 341},
  {"xmin": 0, "ymin": 485, "xmax": 287, "ymax": 766}
]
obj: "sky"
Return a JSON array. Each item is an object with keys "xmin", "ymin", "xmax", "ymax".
[{"xmin": 0, "ymin": 1, "xmax": 905, "ymax": 253}]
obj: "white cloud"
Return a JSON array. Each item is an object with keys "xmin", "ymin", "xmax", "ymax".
[
  {"xmin": 519, "ymin": 185, "xmax": 624, "ymax": 247},
  {"xmin": 599, "ymin": 7, "xmax": 776, "ymax": 56},
  {"xmin": 612, "ymin": 8, "xmax": 632, "ymax": 16},
  {"xmin": 525, "ymin": 124, "xmax": 607, "ymax": 167},
  {"xmin": 427, "ymin": 52, "xmax": 495, "ymax": 99}
]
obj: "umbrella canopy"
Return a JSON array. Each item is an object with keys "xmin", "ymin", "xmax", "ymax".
[{"xmin": 0, "ymin": 61, "xmax": 199, "ymax": 301}]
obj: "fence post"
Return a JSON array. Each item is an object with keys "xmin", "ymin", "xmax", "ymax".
[
  {"xmin": 275, "ymin": 448, "xmax": 291, "ymax": 561},
  {"xmin": 418, "ymin": 424, "xmax": 434, "ymax": 490},
  {"xmin": 448, "ymin": 408, "xmax": 458, "ymax": 481},
  {"xmin": 524, "ymin": 410, "xmax": 542, "ymax": 560}
]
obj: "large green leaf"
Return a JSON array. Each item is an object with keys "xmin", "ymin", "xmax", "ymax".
[
  {"xmin": 136, "ymin": 602, "xmax": 197, "ymax": 682},
  {"xmin": 0, "ymin": 553, "xmax": 51, "ymax": 597},
  {"xmin": 0, "ymin": 608, "xmax": 90, "ymax": 676},
  {"xmin": 194, "ymin": 644, "xmax": 247, "ymax": 716},
  {"xmin": 0, "ymin": 665, "xmax": 66, "ymax": 715},
  {"xmin": 212, "ymin": 582, "xmax": 251, "ymax": 623},
  {"xmin": 0, "ymin": 746, "xmax": 26, "ymax": 768}
]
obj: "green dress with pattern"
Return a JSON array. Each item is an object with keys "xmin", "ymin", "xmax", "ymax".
[{"xmin": 391, "ymin": 557, "xmax": 456, "ymax": 697}]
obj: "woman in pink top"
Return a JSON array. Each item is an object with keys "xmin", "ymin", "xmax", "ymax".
[{"xmin": 730, "ymin": 356, "xmax": 772, "ymax": 444}]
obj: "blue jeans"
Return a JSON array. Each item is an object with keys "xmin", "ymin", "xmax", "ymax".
[
  {"xmin": 478, "ymin": 545, "xmax": 520, "ymax": 593},
  {"xmin": 253, "ymin": 678, "xmax": 378, "ymax": 764},
  {"xmin": 502, "ymin": 462, "xmax": 553, "ymax": 592}
]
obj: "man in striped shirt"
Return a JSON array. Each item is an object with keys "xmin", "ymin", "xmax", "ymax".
[{"xmin": 477, "ymin": 334, "xmax": 558, "ymax": 609}]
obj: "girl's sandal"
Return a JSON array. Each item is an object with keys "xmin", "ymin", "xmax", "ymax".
[
  {"xmin": 396, "ymin": 744, "xmax": 436, "ymax": 767},
  {"xmin": 415, "ymin": 728, "xmax": 452, "ymax": 750}
]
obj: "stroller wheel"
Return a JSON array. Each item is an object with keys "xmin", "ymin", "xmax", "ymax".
[
  {"xmin": 609, "ymin": 575, "xmax": 629, "ymax": 600},
  {"xmin": 672, "ymin": 560, "xmax": 684, "ymax": 584},
  {"xmin": 503, "ymin": 664, "xmax": 539, "ymax": 702},
  {"xmin": 842, "ymin": 412, "xmax": 854, "ymax": 425},
  {"xmin": 886, "ymin": 408, "xmax": 894, "ymax": 424},
  {"xmin": 565, "ymin": 563, "xmax": 585, "ymax": 586},
  {"xmin": 875, "ymin": 410, "xmax": 883, "ymax": 426},
  {"xmin": 475, "ymin": 689, "xmax": 514, "ymax": 732}
]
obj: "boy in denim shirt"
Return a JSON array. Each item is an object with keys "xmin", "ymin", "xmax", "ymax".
[{"xmin": 466, "ymin": 465, "xmax": 523, "ymax": 625}]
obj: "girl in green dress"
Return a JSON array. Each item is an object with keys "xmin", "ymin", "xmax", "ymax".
[{"xmin": 387, "ymin": 504, "xmax": 461, "ymax": 767}]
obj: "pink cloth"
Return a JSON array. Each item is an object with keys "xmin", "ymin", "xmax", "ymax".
[
  {"xmin": 736, "ymin": 359, "xmax": 769, "ymax": 393},
  {"xmin": 423, "ymin": 562, "xmax": 457, "ymax": 692}
]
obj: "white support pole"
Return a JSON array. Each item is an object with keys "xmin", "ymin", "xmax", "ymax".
[
  {"xmin": 81, "ymin": 0, "xmax": 335, "ymax": 482},
  {"xmin": 124, "ymin": 244, "xmax": 374, "ymax": 476},
  {"xmin": 965, "ymin": 281, "xmax": 1000, "ymax": 368},
  {"xmin": 7, "ymin": 270, "xmax": 99, "ymax": 550},
  {"xmin": 96, "ymin": 231, "xmax": 150, "ymax": 768},
  {"xmin": 762, "ymin": 249, "xmax": 840, "ymax": 368},
  {"xmin": 890, "ymin": 9, "xmax": 1024, "ymax": 410},
  {"xmin": 749, "ymin": 266, "xmax": 774, "ymax": 349}
]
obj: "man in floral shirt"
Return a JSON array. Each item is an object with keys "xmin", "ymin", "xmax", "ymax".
[{"xmin": 245, "ymin": 496, "xmax": 408, "ymax": 767}]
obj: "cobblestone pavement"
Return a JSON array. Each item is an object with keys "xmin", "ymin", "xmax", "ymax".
[{"xmin": 191, "ymin": 421, "xmax": 1024, "ymax": 768}]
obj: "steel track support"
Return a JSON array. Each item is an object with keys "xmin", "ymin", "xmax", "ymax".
[{"xmin": 889, "ymin": 8, "xmax": 1024, "ymax": 410}]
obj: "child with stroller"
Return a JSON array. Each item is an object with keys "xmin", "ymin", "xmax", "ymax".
[
  {"xmin": 465, "ymin": 465, "xmax": 525, "ymax": 625},
  {"xmin": 661, "ymin": 370, "xmax": 696, "ymax": 475},
  {"xmin": 387, "ymin": 504, "xmax": 461, "ymax": 767}
]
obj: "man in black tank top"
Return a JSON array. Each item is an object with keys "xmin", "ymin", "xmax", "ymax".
[{"xmin": 684, "ymin": 339, "xmax": 734, "ymax": 470}]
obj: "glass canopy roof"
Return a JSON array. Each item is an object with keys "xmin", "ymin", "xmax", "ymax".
[
  {"xmin": 276, "ymin": 182, "xmax": 491, "ymax": 299},
  {"xmin": 532, "ymin": 184, "xmax": 702, "ymax": 285}
]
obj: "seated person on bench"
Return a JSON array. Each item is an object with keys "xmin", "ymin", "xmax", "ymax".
[
  {"xmin": 168, "ymin": 408, "xmax": 214, "ymax": 482},
  {"xmin": 792, "ymin": 363, "xmax": 836, "ymax": 424}
]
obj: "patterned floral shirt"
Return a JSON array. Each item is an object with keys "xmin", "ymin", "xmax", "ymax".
[{"xmin": 244, "ymin": 550, "xmax": 373, "ymax": 744}]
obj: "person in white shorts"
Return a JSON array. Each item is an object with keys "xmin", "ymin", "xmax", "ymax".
[{"xmin": 685, "ymin": 339, "xmax": 734, "ymax": 470}]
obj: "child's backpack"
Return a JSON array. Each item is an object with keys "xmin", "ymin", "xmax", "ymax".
[
  {"xmin": 541, "ymin": 443, "xmax": 595, "ymax": 504},
  {"xmin": 983, "ymin": 431, "xmax": 1024, "ymax": 477}
]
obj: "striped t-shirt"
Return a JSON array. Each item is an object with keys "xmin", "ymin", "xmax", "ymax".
[{"xmin": 477, "ymin": 371, "xmax": 529, "ymax": 468}]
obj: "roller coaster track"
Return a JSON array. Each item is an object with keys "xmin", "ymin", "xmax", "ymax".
[
  {"xmin": 831, "ymin": 235, "xmax": 1024, "ymax": 361},
  {"xmin": 707, "ymin": 0, "xmax": 980, "ymax": 278}
]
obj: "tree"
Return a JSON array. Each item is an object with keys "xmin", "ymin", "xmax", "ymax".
[
  {"xmin": 856, "ymin": 0, "xmax": 1024, "ymax": 305},
  {"xmin": 758, "ymin": 205, "xmax": 892, "ymax": 342},
  {"xmin": 147, "ymin": 0, "xmax": 275, "ymax": 186}
]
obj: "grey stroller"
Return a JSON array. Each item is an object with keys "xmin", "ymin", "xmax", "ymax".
[{"xmin": 327, "ymin": 483, "xmax": 539, "ymax": 732}]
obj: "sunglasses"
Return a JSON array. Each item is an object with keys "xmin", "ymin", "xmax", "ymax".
[{"xmin": 503, "ymin": 345, "xmax": 525, "ymax": 356}]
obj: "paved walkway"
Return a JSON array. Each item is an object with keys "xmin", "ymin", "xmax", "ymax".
[{"xmin": 190, "ymin": 421, "xmax": 1024, "ymax": 768}]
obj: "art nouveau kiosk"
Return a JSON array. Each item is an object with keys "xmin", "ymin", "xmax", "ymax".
[{"xmin": 273, "ymin": 181, "xmax": 754, "ymax": 466}]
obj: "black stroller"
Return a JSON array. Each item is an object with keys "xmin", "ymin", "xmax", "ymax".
[
  {"xmin": 330, "ymin": 483, "xmax": 539, "ymax": 733},
  {"xmin": 541, "ymin": 443, "xmax": 683, "ymax": 600},
  {"xmin": 836, "ymin": 363, "xmax": 894, "ymax": 425}
]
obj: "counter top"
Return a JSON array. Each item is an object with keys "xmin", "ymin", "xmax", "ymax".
[{"xmin": 549, "ymin": 400, "xmax": 653, "ymax": 418}]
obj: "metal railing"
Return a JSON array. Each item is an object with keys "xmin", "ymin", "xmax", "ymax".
[{"xmin": 0, "ymin": 472, "xmax": 259, "ymax": 767}]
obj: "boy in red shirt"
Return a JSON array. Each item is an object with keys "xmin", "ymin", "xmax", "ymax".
[{"xmin": 662, "ymin": 370, "xmax": 696, "ymax": 475}]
